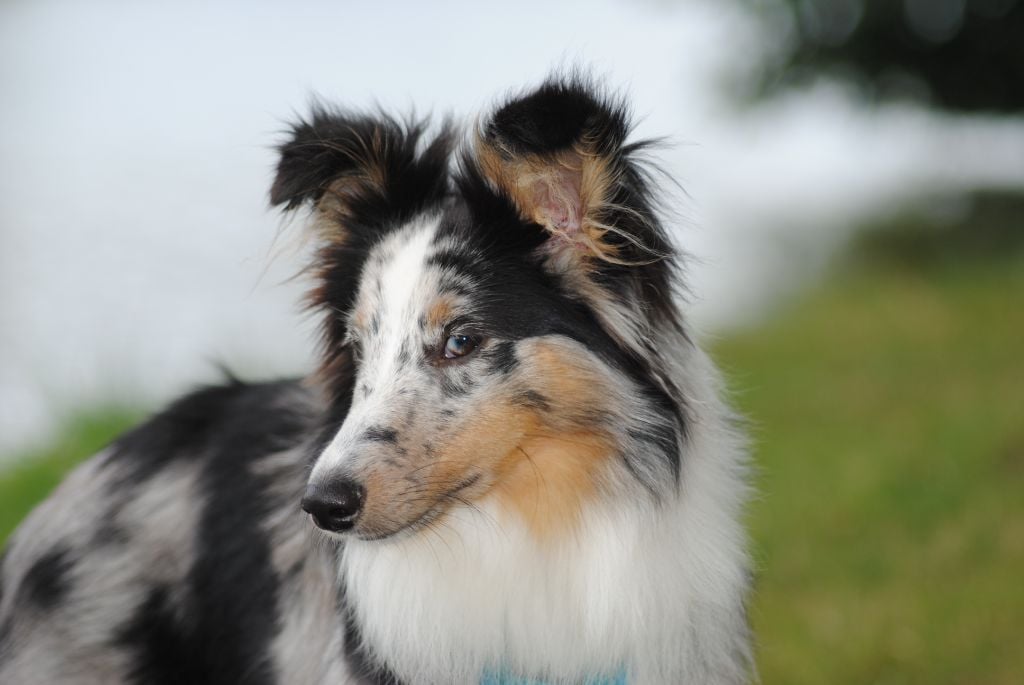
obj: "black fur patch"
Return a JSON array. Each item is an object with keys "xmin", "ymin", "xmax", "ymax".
[
  {"xmin": 427, "ymin": 248, "xmax": 489, "ymax": 279},
  {"xmin": 106, "ymin": 379, "xmax": 310, "ymax": 480},
  {"xmin": 270, "ymin": 108, "xmax": 451, "ymax": 219},
  {"xmin": 0, "ymin": 619, "xmax": 10, "ymax": 660},
  {"xmin": 363, "ymin": 427, "xmax": 398, "ymax": 444},
  {"xmin": 485, "ymin": 77, "xmax": 628, "ymax": 157},
  {"xmin": 22, "ymin": 545, "xmax": 74, "ymax": 611},
  {"xmin": 486, "ymin": 341, "xmax": 518, "ymax": 375},
  {"xmin": 92, "ymin": 518, "xmax": 132, "ymax": 548},
  {"xmin": 117, "ymin": 586, "xmax": 209, "ymax": 684},
  {"xmin": 514, "ymin": 390, "xmax": 550, "ymax": 411},
  {"xmin": 112, "ymin": 380, "xmax": 315, "ymax": 685}
]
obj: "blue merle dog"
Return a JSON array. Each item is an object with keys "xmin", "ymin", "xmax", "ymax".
[{"xmin": 0, "ymin": 77, "xmax": 753, "ymax": 685}]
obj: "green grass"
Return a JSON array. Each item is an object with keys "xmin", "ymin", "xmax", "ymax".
[
  {"xmin": 714, "ymin": 254, "xmax": 1024, "ymax": 684},
  {"xmin": 2, "ymin": 220, "xmax": 1022, "ymax": 683}
]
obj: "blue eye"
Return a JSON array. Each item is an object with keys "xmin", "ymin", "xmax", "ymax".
[{"xmin": 443, "ymin": 334, "xmax": 479, "ymax": 359}]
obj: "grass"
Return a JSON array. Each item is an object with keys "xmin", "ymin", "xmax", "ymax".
[
  {"xmin": 714, "ymin": 244, "xmax": 1024, "ymax": 684},
  {"xmin": 2, "ymin": 210, "xmax": 1022, "ymax": 682}
]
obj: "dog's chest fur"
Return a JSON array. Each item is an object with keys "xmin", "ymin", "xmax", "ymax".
[{"xmin": 337, "ymin": 353, "xmax": 750, "ymax": 685}]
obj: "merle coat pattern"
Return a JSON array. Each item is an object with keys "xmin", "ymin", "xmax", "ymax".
[{"xmin": 0, "ymin": 77, "xmax": 753, "ymax": 684}]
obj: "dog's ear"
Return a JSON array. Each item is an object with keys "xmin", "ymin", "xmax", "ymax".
[
  {"xmin": 471, "ymin": 77, "xmax": 671, "ymax": 270},
  {"xmin": 271, "ymin": 107, "xmax": 452, "ymax": 405},
  {"xmin": 468, "ymin": 77, "xmax": 679, "ymax": 341},
  {"xmin": 271, "ymin": 106, "xmax": 451, "ymax": 234}
]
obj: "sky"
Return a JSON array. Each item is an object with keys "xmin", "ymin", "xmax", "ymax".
[{"xmin": 2, "ymin": 0, "xmax": 1023, "ymax": 458}]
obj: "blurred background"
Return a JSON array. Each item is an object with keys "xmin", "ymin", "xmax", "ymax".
[{"xmin": 1, "ymin": 0, "xmax": 1021, "ymax": 682}]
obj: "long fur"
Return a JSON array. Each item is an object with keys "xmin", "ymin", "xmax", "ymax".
[{"xmin": 0, "ymin": 76, "xmax": 753, "ymax": 685}]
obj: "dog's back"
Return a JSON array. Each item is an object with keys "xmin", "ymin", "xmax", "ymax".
[{"xmin": 0, "ymin": 379, "xmax": 357, "ymax": 684}]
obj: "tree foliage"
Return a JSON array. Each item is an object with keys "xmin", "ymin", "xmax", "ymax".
[{"xmin": 753, "ymin": 0, "xmax": 1024, "ymax": 112}]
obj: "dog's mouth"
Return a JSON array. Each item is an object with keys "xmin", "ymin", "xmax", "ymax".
[{"xmin": 352, "ymin": 473, "xmax": 483, "ymax": 542}]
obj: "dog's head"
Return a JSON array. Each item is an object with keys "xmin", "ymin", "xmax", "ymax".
[{"xmin": 272, "ymin": 78, "xmax": 687, "ymax": 542}]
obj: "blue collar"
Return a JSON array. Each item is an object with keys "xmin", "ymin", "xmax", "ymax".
[{"xmin": 481, "ymin": 669, "xmax": 627, "ymax": 685}]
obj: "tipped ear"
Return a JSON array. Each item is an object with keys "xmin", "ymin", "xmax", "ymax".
[
  {"xmin": 467, "ymin": 77, "xmax": 682, "ymax": 354},
  {"xmin": 474, "ymin": 78, "xmax": 657, "ymax": 266},
  {"xmin": 271, "ymin": 106, "xmax": 452, "ymax": 405},
  {"xmin": 271, "ymin": 106, "xmax": 452, "ymax": 231}
]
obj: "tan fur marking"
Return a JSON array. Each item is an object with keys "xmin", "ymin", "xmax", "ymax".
[
  {"xmin": 491, "ymin": 429, "xmax": 614, "ymax": 540},
  {"xmin": 418, "ymin": 395, "xmax": 615, "ymax": 540},
  {"xmin": 438, "ymin": 339, "xmax": 616, "ymax": 539},
  {"xmin": 524, "ymin": 340, "xmax": 611, "ymax": 419},
  {"xmin": 431, "ymin": 402, "xmax": 535, "ymax": 491},
  {"xmin": 424, "ymin": 295, "xmax": 457, "ymax": 333},
  {"xmin": 475, "ymin": 134, "xmax": 620, "ymax": 266},
  {"xmin": 317, "ymin": 171, "xmax": 378, "ymax": 226},
  {"xmin": 355, "ymin": 401, "xmax": 532, "ymax": 538},
  {"xmin": 360, "ymin": 468, "xmax": 390, "ymax": 526},
  {"xmin": 312, "ymin": 126, "xmax": 391, "ymax": 226},
  {"xmin": 483, "ymin": 339, "xmax": 618, "ymax": 538}
]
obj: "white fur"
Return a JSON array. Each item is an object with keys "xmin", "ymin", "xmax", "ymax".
[
  {"xmin": 312, "ymin": 216, "xmax": 441, "ymax": 480},
  {"xmin": 339, "ymin": 343, "xmax": 751, "ymax": 684}
]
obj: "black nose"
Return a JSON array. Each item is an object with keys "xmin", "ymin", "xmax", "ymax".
[{"xmin": 301, "ymin": 479, "xmax": 364, "ymax": 533}]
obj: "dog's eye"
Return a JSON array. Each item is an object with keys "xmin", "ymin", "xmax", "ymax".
[{"xmin": 443, "ymin": 334, "xmax": 479, "ymax": 360}]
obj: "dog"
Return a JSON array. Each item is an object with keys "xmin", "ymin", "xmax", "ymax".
[{"xmin": 0, "ymin": 76, "xmax": 753, "ymax": 684}]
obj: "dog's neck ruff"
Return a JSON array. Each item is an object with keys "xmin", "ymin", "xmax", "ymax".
[{"xmin": 338, "ymin": 351, "xmax": 751, "ymax": 683}]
